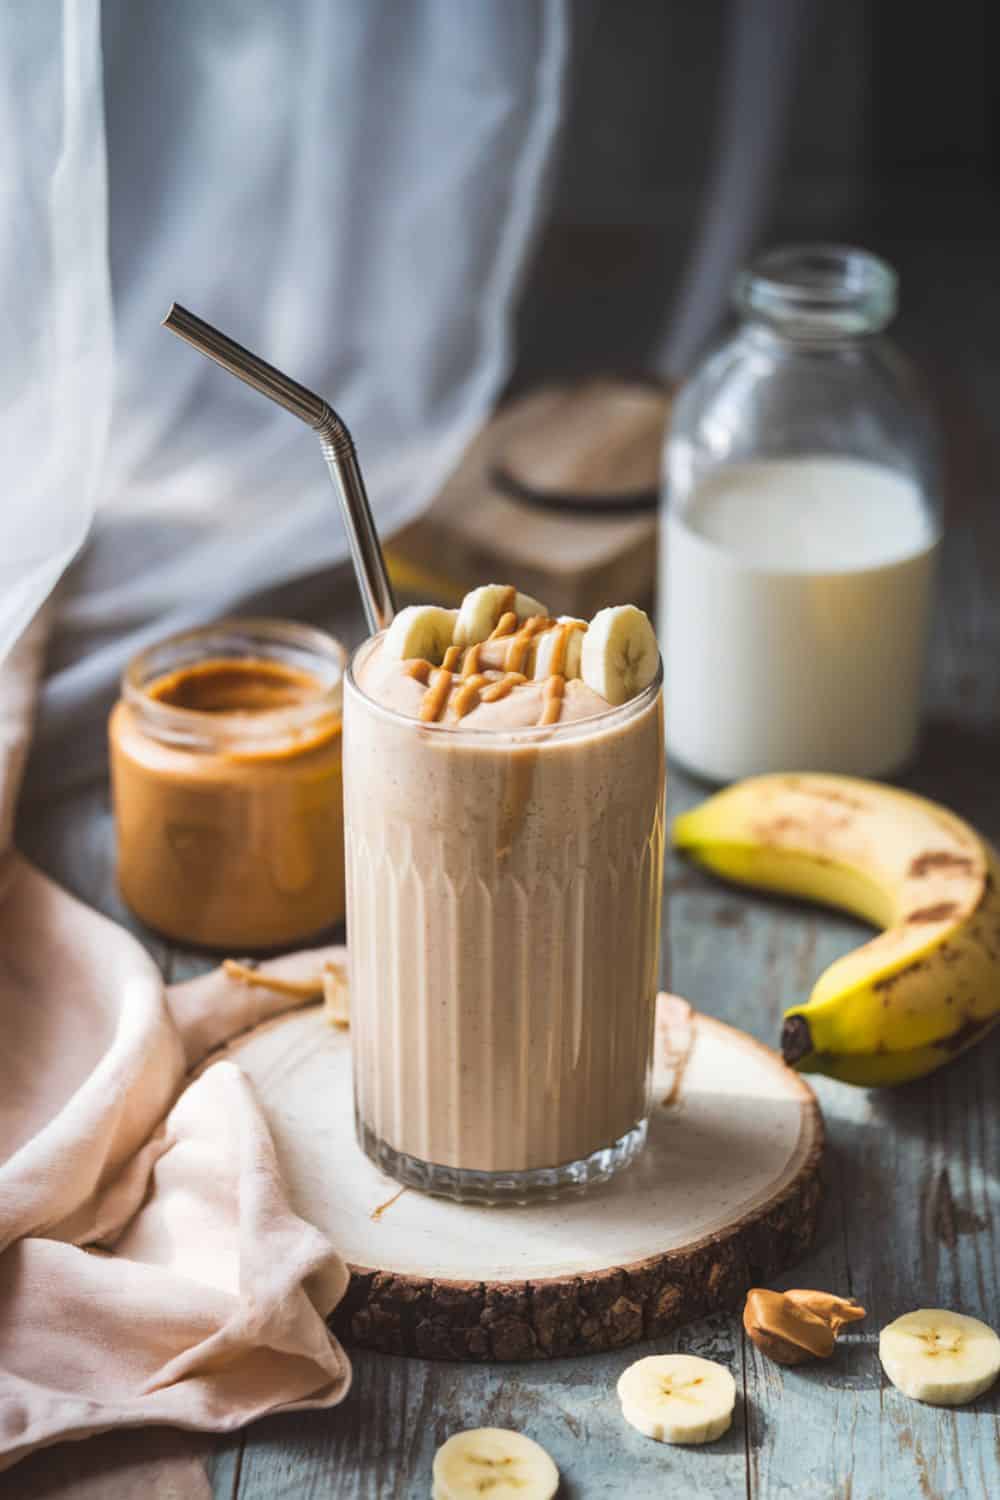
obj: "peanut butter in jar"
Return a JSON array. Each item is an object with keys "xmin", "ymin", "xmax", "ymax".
[{"xmin": 109, "ymin": 619, "xmax": 346, "ymax": 950}]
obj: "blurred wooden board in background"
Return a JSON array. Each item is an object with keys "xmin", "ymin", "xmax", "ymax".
[{"xmin": 387, "ymin": 376, "xmax": 670, "ymax": 617}]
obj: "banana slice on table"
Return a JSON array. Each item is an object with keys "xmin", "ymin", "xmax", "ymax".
[
  {"xmin": 617, "ymin": 1353, "xmax": 736, "ymax": 1444},
  {"xmin": 533, "ymin": 617, "xmax": 586, "ymax": 681},
  {"xmin": 453, "ymin": 584, "xmax": 548, "ymax": 647},
  {"xmin": 382, "ymin": 604, "xmax": 458, "ymax": 663},
  {"xmin": 581, "ymin": 604, "xmax": 659, "ymax": 706},
  {"xmin": 879, "ymin": 1310, "xmax": 1000, "ymax": 1406},
  {"xmin": 432, "ymin": 1428, "xmax": 559, "ymax": 1499}
]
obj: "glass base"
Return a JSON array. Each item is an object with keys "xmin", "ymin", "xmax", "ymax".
[{"xmin": 357, "ymin": 1116, "xmax": 648, "ymax": 1205}]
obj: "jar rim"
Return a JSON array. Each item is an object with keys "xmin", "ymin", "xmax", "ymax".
[
  {"xmin": 345, "ymin": 634, "xmax": 663, "ymax": 744},
  {"xmin": 735, "ymin": 244, "xmax": 898, "ymax": 337},
  {"xmin": 123, "ymin": 617, "xmax": 346, "ymax": 753}
]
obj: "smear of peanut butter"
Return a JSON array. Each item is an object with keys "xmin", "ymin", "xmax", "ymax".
[
  {"xmin": 370, "ymin": 1185, "xmax": 409, "ymax": 1221},
  {"xmin": 743, "ymin": 1288, "xmax": 866, "ymax": 1365},
  {"xmin": 222, "ymin": 959, "xmax": 326, "ymax": 999},
  {"xmin": 322, "ymin": 962, "xmax": 350, "ymax": 1028}
]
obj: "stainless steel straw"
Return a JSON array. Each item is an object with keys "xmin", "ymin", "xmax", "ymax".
[{"xmin": 162, "ymin": 302, "xmax": 396, "ymax": 633}]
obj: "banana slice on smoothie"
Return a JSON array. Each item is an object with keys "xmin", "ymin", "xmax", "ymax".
[
  {"xmin": 432, "ymin": 1427, "xmax": 559, "ymax": 1499},
  {"xmin": 581, "ymin": 604, "xmax": 659, "ymax": 706},
  {"xmin": 382, "ymin": 604, "xmax": 458, "ymax": 663},
  {"xmin": 617, "ymin": 1354, "xmax": 736, "ymax": 1444},
  {"xmin": 454, "ymin": 584, "xmax": 548, "ymax": 646},
  {"xmin": 879, "ymin": 1310, "xmax": 1000, "ymax": 1406},
  {"xmin": 533, "ymin": 617, "xmax": 586, "ymax": 680}
]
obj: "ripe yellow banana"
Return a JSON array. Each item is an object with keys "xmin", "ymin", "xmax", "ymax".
[{"xmin": 672, "ymin": 774, "xmax": 1000, "ymax": 1086}]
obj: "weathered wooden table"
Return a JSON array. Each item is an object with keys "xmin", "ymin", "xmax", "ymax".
[{"xmin": 6, "ymin": 375, "xmax": 1000, "ymax": 1497}]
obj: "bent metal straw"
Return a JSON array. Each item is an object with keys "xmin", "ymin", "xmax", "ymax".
[{"xmin": 162, "ymin": 302, "xmax": 396, "ymax": 634}]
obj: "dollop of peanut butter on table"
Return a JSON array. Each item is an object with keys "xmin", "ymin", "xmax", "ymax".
[{"xmin": 743, "ymin": 1288, "xmax": 866, "ymax": 1365}]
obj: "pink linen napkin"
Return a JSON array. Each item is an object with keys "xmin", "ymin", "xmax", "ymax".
[{"xmin": 0, "ymin": 617, "xmax": 351, "ymax": 1473}]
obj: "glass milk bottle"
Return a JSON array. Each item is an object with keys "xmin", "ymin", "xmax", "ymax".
[{"xmin": 659, "ymin": 245, "xmax": 941, "ymax": 782}]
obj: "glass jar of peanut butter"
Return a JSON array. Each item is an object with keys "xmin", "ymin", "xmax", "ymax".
[{"xmin": 109, "ymin": 619, "xmax": 346, "ymax": 950}]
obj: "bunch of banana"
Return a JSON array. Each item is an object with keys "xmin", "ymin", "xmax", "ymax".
[{"xmin": 673, "ymin": 773, "xmax": 1000, "ymax": 1085}]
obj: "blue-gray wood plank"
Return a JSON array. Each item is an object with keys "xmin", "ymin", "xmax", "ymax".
[{"xmin": 5, "ymin": 336, "xmax": 1000, "ymax": 1497}]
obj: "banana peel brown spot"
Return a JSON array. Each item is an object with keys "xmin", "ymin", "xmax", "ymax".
[
  {"xmin": 909, "ymin": 851, "xmax": 976, "ymax": 878},
  {"xmin": 779, "ymin": 778, "xmax": 868, "ymax": 811},
  {"xmin": 907, "ymin": 902, "xmax": 959, "ymax": 923},
  {"xmin": 872, "ymin": 959, "xmax": 927, "ymax": 993}
]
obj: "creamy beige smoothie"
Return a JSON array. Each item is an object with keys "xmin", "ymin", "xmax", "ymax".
[{"xmin": 344, "ymin": 589, "xmax": 665, "ymax": 1199}]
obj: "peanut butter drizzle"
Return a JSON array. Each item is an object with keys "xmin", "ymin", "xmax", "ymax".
[
  {"xmin": 488, "ymin": 610, "xmax": 518, "ymax": 641},
  {"xmin": 441, "ymin": 644, "xmax": 462, "ymax": 672},
  {"xmin": 538, "ymin": 674, "xmax": 565, "ymax": 726},
  {"xmin": 551, "ymin": 619, "xmax": 585, "ymax": 676},
  {"xmin": 452, "ymin": 672, "xmax": 489, "ymax": 719},
  {"xmin": 548, "ymin": 622, "xmax": 569, "ymax": 677},
  {"xmin": 419, "ymin": 667, "xmax": 453, "ymax": 722},
  {"xmin": 480, "ymin": 671, "xmax": 527, "ymax": 703},
  {"xmin": 404, "ymin": 659, "xmax": 431, "ymax": 684},
  {"xmin": 461, "ymin": 642, "xmax": 482, "ymax": 677},
  {"xmin": 504, "ymin": 616, "xmax": 550, "ymax": 674}
]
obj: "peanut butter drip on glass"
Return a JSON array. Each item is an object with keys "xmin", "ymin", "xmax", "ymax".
[{"xmin": 743, "ymin": 1288, "xmax": 866, "ymax": 1365}]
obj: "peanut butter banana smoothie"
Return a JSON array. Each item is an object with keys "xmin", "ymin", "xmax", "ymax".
[{"xmin": 344, "ymin": 585, "xmax": 665, "ymax": 1200}]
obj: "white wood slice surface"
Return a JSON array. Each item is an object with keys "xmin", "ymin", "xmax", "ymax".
[{"xmin": 223, "ymin": 993, "xmax": 823, "ymax": 1360}]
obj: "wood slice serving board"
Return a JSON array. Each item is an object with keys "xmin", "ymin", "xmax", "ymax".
[{"xmin": 223, "ymin": 994, "xmax": 823, "ymax": 1362}]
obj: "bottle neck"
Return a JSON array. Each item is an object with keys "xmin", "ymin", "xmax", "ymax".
[{"xmin": 735, "ymin": 245, "xmax": 897, "ymax": 344}]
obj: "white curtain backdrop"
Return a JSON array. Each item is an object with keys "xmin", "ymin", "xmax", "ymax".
[
  {"xmin": 2, "ymin": 0, "xmax": 568, "ymax": 776},
  {"xmin": 2, "ymin": 0, "xmax": 809, "ymax": 796}
]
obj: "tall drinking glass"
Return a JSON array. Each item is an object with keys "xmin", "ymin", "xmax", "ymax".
[{"xmin": 343, "ymin": 637, "xmax": 665, "ymax": 1203}]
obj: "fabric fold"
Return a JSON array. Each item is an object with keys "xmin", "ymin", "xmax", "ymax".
[{"xmin": 0, "ymin": 620, "xmax": 351, "ymax": 1474}]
